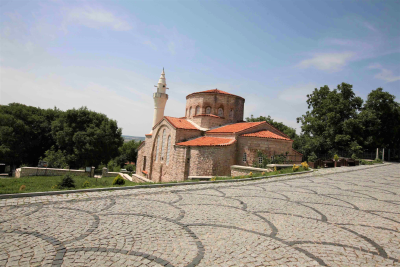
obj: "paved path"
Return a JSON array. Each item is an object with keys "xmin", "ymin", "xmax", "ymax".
[{"xmin": 0, "ymin": 164, "xmax": 399, "ymax": 266}]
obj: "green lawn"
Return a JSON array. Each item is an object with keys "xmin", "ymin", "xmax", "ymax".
[
  {"xmin": 214, "ymin": 166, "xmax": 308, "ymax": 180},
  {"xmin": 0, "ymin": 166, "xmax": 311, "ymax": 195},
  {"xmin": 0, "ymin": 175, "xmax": 144, "ymax": 194}
]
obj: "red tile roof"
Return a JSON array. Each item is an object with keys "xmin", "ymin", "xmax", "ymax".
[
  {"xmin": 240, "ymin": 130, "xmax": 291, "ymax": 141},
  {"xmin": 292, "ymin": 148, "xmax": 303, "ymax": 155},
  {"xmin": 165, "ymin": 116, "xmax": 199, "ymax": 130},
  {"xmin": 193, "ymin": 114, "xmax": 222, "ymax": 118},
  {"xmin": 142, "ymin": 170, "xmax": 148, "ymax": 175},
  {"xmin": 176, "ymin": 136, "xmax": 236, "ymax": 147},
  {"xmin": 145, "ymin": 134, "xmax": 152, "ymax": 136},
  {"xmin": 207, "ymin": 122, "xmax": 265, "ymax": 134},
  {"xmin": 186, "ymin": 89, "xmax": 244, "ymax": 100}
]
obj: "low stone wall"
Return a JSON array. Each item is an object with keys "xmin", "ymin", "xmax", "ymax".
[
  {"xmin": 101, "ymin": 168, "xmax": 129, "ymax": 178},
  {"xmin": 15, "ymin": 167, "xmax": 94, "ymax": 178},
  {"xmin": 230, "ymin": 165, "xmax": 273, "ymax": 177}
]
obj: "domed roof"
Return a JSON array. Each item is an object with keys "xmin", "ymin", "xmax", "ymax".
[{"xmin": 186, "ymin": 89, "xmax": 244, "ymax": 100}]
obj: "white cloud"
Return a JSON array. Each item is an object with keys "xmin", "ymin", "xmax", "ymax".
[
  {"xmin": 66, "ymin": 6, "xmax": 131, "ymax": 31},
  {"xmin": 297, "ymin": 52, "xmax": 354, "ymax": 72},
  {"xmin": 278, "ymin": 83, "xmax": 318, "ymax": 103},
  {"xmin": 363, "ymin": 21, "xmax": 377, "ymax": 32},
  {"xmin": 143, "ymin": 40, "xmax": 157, "ymax": 50},
  {"xmin": 368, "ymin": 63, "xmax": 400, "ymax": 83}
]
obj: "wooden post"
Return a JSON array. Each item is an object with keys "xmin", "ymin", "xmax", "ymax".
[
  {"xmin": 376, "ymin": 148, "xmax": 379, "ymax": 160},
  {"xmin": 382, "ymin": 148, "xmax": 385, "ymax": 163}
]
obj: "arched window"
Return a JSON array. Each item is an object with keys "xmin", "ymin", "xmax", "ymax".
[
  {"xmin": 218, "ymin": 108, "xmax": 224, "ymax": 117},
  {"xmin": 229, "ymin": 109, "xmax": 234, "ymax": 119},
  {"xmin": 166, "ymin": 135, "xmax": 171, "ymax": 165},
  {"xmin": 206, "ymin": 107, "xmax": 211, "ymax": 114},
  {"xmin": 196, "ymin": 106, "xmax": 200, "ymax": 115},
  {"xmin": 155, "ymin": 136, "xmax": 160, "ymax": 161},
  {"xmin": 243, "ymin": 152, "xmax": 247, "ymax": 163},
  {"xmin": 160, "ymin": 129, "xmax": 166, "ymax": 161},
  {"xmin": 189, "ymin": 107, "xmax": 192, "ymax": 117}
]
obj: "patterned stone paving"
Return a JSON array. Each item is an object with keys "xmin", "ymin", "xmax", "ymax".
[{"xmin": 0, "ymin": 164, "xmax": 399, "ymax": 266}]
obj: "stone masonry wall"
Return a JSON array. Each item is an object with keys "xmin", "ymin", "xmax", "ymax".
[
  {"xmin": 15, "ymin": 167, "xmax": 92, "ymax": 178},
  {"xmin": 237, "ymin": 137, "xmax": 293, "ymax": 166},
  {"xmin": 189, "ymin": 144, "xmax": 236, "ymax": 177},
  {"xmin": 185, "ymin": 93, "xmax": 245, "ymax": 125},
  {"xmin": 230, "ymin": 165, "xmax": 273, "ymax": 177}
]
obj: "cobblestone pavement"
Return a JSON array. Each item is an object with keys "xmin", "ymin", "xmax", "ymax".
[{"xmin": 0, "ymin": 164, "xmax": 399, "ymax": 266}]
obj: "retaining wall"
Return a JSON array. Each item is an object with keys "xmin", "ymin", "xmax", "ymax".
[{"xmin": 15, "ymin": 167, "xmax": 94, "ymax": 178}]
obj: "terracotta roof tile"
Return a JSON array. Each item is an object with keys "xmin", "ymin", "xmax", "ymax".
[
  {"xmin": 186, "ymin": 89, "xmax": 244, "ymax": 99},
  {"xmin": 207, "ymin": 122, "xmax": 265, "ymax": 134},
  {"xmin": 152, "ymin": 116, "xmax": 199, "ymax": 130},
  {"xmin": 241, "ymin": 130, "xmax": 291, "ymax": 141},
  {"xmin": 176, "ymin": 136, "xmax": 236, "ymax": 147}
]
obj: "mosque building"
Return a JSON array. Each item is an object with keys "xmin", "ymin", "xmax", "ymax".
[{"xmin": 135, "ymin": 69, "xmax": 302, "ymax": 182}]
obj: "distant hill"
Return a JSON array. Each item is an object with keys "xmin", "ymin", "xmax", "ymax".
[{"xmin": 122, "ymin": 135, "xmax": 145, "ymax": 142}]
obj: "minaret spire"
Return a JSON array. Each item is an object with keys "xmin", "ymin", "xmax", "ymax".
[{"xmin": 151, "ymin": 68, "xmax": 169, "ymax": 133}]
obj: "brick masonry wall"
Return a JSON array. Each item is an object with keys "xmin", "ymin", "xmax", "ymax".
[
  {"xmin": 189, "ymin": 144, "xmax": 236, "ymax": 177},
  {"xmin": 136, "ymin": 119, "xmax": 202, "ymax": 183},
  {"xmin": 185, "ymin": 93, "xmax": 245, "ymax": 125},
  {"xmin": 191, "ymin": 116, "xmax": 225, "ymax": 130},
  {"xmin": 237, "ymin": 137, "xmax": 293, "ymax": 166},
  {"xmin": 16, "ymin": 167, "xmax": 91, "ymax": 178}
]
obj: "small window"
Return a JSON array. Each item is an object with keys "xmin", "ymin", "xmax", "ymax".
[
  {"xmin": 243, "ymin": 152, "xmax": 247, "ymax": 163},
  {"xmin": 229, "ymin": 109, "xmax": 234, "ymax": 119},
  {"xmin": 196, "ymin": 106, "xmax": 200, "ymax": 115},
  {"xmin": 206, "ymin": 107, "xmax": 211, "ymax": 114},
  {"xmin": 258, "ymin": 157, "xmax": 263, "ymax": 165},
  {"xmin": 218, "ymin": 108, "xmax": 223, "ymax": 117},
  {"xmin": 189, "ymin": 107, "xmax": 192, "ymax": 117},
  {"xmin": 143, "ymin": 156, "xmax": 146, "ymax": 171}
]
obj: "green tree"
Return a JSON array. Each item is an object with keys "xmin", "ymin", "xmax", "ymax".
[
  {"xmin": 119, "ymin": 140, "xmax": 141, "ymax": 163},
  {"xmin": 51, "ymin": 107, "xmax": 124, "ymax": 168},
  {"xmin": 0, "ymin": 103, "xmax": 60, "ymax": 166},
  {"xmin": 296, "ymin": 83, "xmax": 364, "ymax": 157},
  {"xmin": 360, "ymin": 88, "xmax": 400, "ymax": 149},
  {"xmin": 41, "ymin": 146, "xmax": 68, "ymax": 169}
]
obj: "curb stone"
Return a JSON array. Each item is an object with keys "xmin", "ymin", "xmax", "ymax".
[{"xmin": 0, "ymin": 163, "xmax": 389, "ymax": 199}]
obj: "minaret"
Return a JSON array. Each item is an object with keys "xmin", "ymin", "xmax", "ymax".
[{"xmin": 151, "ymin": 68, "xmax": 169, "ymax": 133}]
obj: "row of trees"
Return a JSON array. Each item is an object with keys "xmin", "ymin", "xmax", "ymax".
[
  {"xmin": 0, "ymin": 104, "xmax": 141, "ymax": 169},
  {"xmin": 247, "ymin": 83, "xmax": 400, "ymax": 159}
]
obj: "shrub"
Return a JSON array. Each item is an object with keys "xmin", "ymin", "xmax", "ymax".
[
  {"xmin": 261, "ymin": 172, "xmax": 265, "ymax": 175},
  {"xmin": 292, "ymin": 164, "xmax": 299, "ymax": 172},
  {"xmin": 82, "ymin": 181, "xmax": 90, "ymax": 188},
  {"xmin": 112, "ymin": 175, "xmax": 125, "ymax": 185},
  {"xmin": 274, "ymin": 166, "xmax": 277, "ymax": 172},
  {"xmin": 125, "ymin": 164, "xmax": 135, "ymax": 172},
  {"xmin": 308, "ymin": 152, "xmax": 318, "ymax": 162},
  {"xmin": 301, "ymin": 161, "xmax": 309, "ymax": 170},
  {"xmin": 333, "ymin": 154, "xmax": 339, "ymax": 162},
  {"xmin": 210, "ymin": 177, "xmax": 216, "ymax": 181},
  {"xmin": 59, "ymin": 175, "xmax": 76, "ymax": 188},
  {"xmin": 19, "ymin": 185, "xmax": 26, "ymax": 191},
  {"xmin": 375, "ymin": 158, "xmax": 383, "ymax": 163},
  {"xmin": 249, "ymin": 172, "xmax": 253, "ymax": 177}
]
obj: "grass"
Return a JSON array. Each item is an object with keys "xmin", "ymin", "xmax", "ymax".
[
  {"xmin": 0, "ymin": 166, "xmax": 311, "ymax": 195},
  {"xmin": 360, "ymin": 159, "xmax": 384, "ymax": 165},
  {"xmin": 0, "ymin": 175, "xmax": 145, "ymax": 195},
  {"xmin": 213, "ymin": 166, "xmax": 309, "ymax": 181}
]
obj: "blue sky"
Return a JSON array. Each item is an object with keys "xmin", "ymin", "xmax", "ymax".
[{"xmin": 1, "ymin": 0, "xmax": 399, "ymax": 136}]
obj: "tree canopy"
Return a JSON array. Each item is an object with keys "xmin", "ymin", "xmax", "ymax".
[
  {"xmin": 0, "ymin": 104, "xmax": 124, "ymax": 168},
  {"xmin": 51, "ymin": 107, "xmax": 124, "ymax": 168}
]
